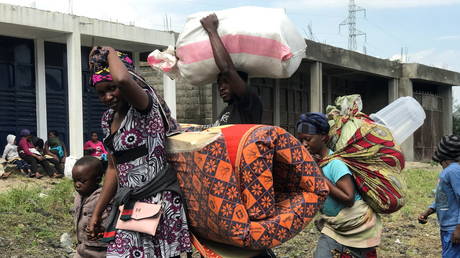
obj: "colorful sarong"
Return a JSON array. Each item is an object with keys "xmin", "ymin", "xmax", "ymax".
[
  {"xmin": 167, "ymin": 124, "xmax": 328, "ymax": 250},
  {"xmin": 322, "ymin": 95, "xmax": 406, "ymax": 214},
  {"xmin": 318, "ymin": 200, "xmax": 382, "ymax": 248}
]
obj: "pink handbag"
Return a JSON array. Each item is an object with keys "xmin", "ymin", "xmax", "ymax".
[{"xmin": 116, "ymin": 202, "xmax": 162, "ymax": 236}]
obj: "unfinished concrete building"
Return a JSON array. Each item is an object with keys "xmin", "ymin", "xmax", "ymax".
[{"xmin": 1, "ymin": 3, "xmax": 459, "ymax": 161}]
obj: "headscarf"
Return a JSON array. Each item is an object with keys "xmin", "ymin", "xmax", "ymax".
[
  {"xmin": 433, "ymin": 135, "xmax": 460, "ymax": 163},
  {"xmin": 89, "ymin": 47, "xmax": 135, "ymax": 87},
  {"xmin": 297, "ymin": 113, "xmax": 330, "ymax": 135},
  {"xmin": 20, "ymin": 129, "xmax": 31, "ymax": 137},
  {"xmin": 48, "ymin": 137, "xmax": 61, "ymax": 147},
  {"xmin": 88, "ymin": 46, "xmax": 180, "ymax": 136},
  {"xmin": 6, "ymin": 135, "xmax": 15, "ymax": 145}
]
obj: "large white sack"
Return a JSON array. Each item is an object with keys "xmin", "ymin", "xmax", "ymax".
[
  {"xmin": 64, "ymin": 156, "xmax": 78, "ymax": 178},
  {"xmin": 176, "ymin": 6, "xmax": 307, "ymax": 86}
]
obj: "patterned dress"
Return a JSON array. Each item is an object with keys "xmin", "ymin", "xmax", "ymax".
[{"xmin": 101, "ymin": 87, "xmax": 192, "ymax": 258}]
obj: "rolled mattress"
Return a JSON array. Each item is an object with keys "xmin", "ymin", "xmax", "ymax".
[{"xmin": 167, "ymin": 124, "xmax": 328, "ymax": 249}]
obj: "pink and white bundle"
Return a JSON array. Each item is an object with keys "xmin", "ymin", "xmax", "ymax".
[{"xmin": 149, "ymin": 6, "xmax": 307, "ymax": 86}]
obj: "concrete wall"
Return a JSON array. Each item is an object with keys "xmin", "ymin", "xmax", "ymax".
[
  {"xmin": 1, "ymin": 2, "xmax": 459, "ymax": 161},
  {"xmin": 305, "ymin": 39, "xmax": 400, "ymax": 79},
  {"xmin": 138, "ymin": 63, "xmax": 213, "ymax": 125}
]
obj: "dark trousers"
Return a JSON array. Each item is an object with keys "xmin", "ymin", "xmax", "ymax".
[
  {"xmin": 21, "ymin": 155, "xmax": 57, "ymax": 176},
  {"xmin": 314, "ymin": 233, "xmax": 377, "ymax": 258},
  {"xmin": 46, "ymin": 158, "xmax": 63, "ymax": 174}
]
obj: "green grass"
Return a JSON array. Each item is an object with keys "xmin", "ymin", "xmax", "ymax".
[
  {"xmin": 389, "ymin": 168, "xmax": 438, "ymax": 221},
  {"xmin": 0, "ymin": 179, "xmax": 75, "ymax": 257},
  {"xmin": 0, "ymin": 167, "xmax": 443, "ymax": 257},
  {"xmin": 370, "ymin": 168, "xmax": 441, "ymax": 257},
  {"xmin": 275, "ymin": 167, "xmax": 442, "ymax": 257}
]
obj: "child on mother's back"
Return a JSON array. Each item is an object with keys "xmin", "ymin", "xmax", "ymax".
[{"xmin": 72, "ymin": 156, "xmax": 111, "ymax": 258}]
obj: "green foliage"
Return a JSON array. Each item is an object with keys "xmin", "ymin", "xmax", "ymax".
[
  {"xmin": 453, "ymin": 103, "xmax": 460, "ymax": 135},
  {"xmin": 389, "ymin": 169, "xmax": 438, "ymax": 219},
  {"xmin": 0, "ymin": 179, "xmax": 74, "ymax": 256},
  {"xmin": 0, "ymin": 167, "xmax": 444, "ymax": 257}
]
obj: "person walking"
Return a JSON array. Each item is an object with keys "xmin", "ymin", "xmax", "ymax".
[{"xmin": 86, "ymin": 46, "xmax": 192, "ymax": 257}]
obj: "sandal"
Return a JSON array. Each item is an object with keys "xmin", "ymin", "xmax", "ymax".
[
  {"xmin": 35, "ymin": 173, "xmax": 44, "ymax": 179},
  {"xmin": 52, "ymin": 173, "xmax": 64, "ymax": 179},
  {"xmin": 1, "ymin": 172, "xmax": 11, "ymax": 179}
]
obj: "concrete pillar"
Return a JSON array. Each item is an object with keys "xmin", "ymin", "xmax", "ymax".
[
  {"xmin": 133, "ymin": 51, "xmax": 140, "ymax": 71},
  {"xmin": 212, "ymin": 83, "xmax": 225, "ymax": 121},
  {"xmin": 398, "ymin": 78, "xmax": 413, "ymax": 98},
  {"xmin": 325, "ymin": 75, "xmax": 332, "ymax": 106},
  {"xmin": 34, "ymin": 39, "xmax": 47, "ymax": 141},
  {"xmin": 162, "ymin": 32, "xmax": 177, "ymax": 120},
  {"xmin": 440, "ymin": 86, "xmax": 453, "ymax": 135},
  {"xmin": 310, "ymin": 61, "xmax": 323, "ymax": 112},
  {"xmin": 66, "ymin": 29, "xmax": 83, "ymax": 158},
  {"xmin": 388, "ymin": 79, "xmax": 399, "ymax": 102},
  {"xmin": 273, "ymin": 79, "xmax": 281, "ymax": 126},
  {"xmin": 398, "ymin": 77, "xmax": 414, "ymax": 161},
  {"xmin": 163, "ymin": 74, "xmax": 176, "ymax": 119}
]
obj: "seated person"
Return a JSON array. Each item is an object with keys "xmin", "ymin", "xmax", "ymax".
[
  {"xmin": 33, "ymin": 137, "xmax": 64, "ymax": 178},
  {"xmin": 18, "ymin": 129, "xmax": 47, "ymax": 179},
  {"xmin": 2, "ymin": 134, "xmax": 31, "ymax": 178},
  {"xmin": 44, "ymin": 130, "xmax": 67, "ymax": 165},
  {"xmin": 84, "ymin": 131, "xmax": 108, "ymax": 161}
]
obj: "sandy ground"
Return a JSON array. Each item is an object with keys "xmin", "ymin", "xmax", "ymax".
[{"xmin": 0, "ymin": 172, "xmax": 65, "ymax": 193}]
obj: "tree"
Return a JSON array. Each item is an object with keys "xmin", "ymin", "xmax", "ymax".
[{"xmin": 453, "ymin": 104, "xmax": 460, "ymax": 135}]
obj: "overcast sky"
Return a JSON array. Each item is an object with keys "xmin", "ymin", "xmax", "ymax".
[{"xmin": 2, "ymin": 0, "xmax": 460, "ymax": 103}]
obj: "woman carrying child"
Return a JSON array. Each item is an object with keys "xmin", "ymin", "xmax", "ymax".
[
  {"xmin": 18, "ymin": 129, "xmax": 57, "ymax": 179},
  {"xmin": 297, "ymin": 113, "xmax": 381, "ymax": 258},
  {"xmin": 44, "ymin": 130, "xmax": 67, "ymax": 165},
  {"xmin": 86, "ymin": 46, "xmax": 192, "ymax": 257}
]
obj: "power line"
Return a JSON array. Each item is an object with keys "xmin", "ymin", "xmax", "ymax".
[{"xmin": 339, "ymin": 0, "xmax": 366, "ymax": 51}]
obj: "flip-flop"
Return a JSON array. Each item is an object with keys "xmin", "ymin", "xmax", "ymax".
[
  {"xmin": 35, "ymin": 173, "xmax": 44, "ymax": 179},
  {"xmin": 53, "ymin": 173, "xmax": 64, "ymax": 179}
]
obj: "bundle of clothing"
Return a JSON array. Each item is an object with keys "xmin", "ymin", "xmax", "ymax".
[
  {"xmin": 167, "ymin": 124, "xmax": 328, "ymax": 250},
  {"xmin": 321, "ymin": 95, "xmax": 406, "ymax": 214}
]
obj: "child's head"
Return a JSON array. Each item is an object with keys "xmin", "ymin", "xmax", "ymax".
[
  {"xmin": 32, "ymin": 137, "xmax": 45, "ymax": 152},
  {"xmin": 91, "ymin": 131, "xmax": 99, "ymax": 142},
  {"xmin": 6, "ymin": 134, "xmax": 16, "ymax": 145},
  {"xmin": 433, "ymin": 135, "xmax": 460, "ymax": 168},
  {"xmin": 72, "ymin": 156, "xmax": 104, "ymax": 196}
]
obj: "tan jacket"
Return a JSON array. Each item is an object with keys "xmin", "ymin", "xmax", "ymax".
[{"xmin": 73, "ymin": 188, "xmax": 112, "ymax": 258}]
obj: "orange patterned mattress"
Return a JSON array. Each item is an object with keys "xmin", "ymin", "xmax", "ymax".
[{"xmin": 167, "ymin": 124, "xmax": 328, "ymax": 250}]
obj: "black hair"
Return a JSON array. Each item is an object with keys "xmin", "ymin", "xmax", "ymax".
[
  {"xmin": 237, "ymin": 71, "xmax": 249, "ymax": 83},
  {"xmin": 74, "ymin": 156, "xmax": 104, "ymax": 180},
  {"xmin": 31, "ymin": 136, "xmax": 44, "ymax": 149},
  {"xmin": 49, "ymin": 130, "xmax": 59, "ymax": 137}
]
